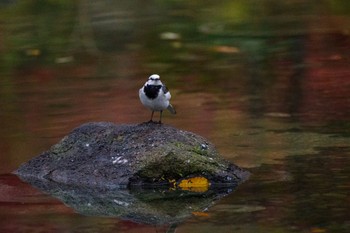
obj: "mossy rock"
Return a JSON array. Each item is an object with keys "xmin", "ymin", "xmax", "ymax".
[{"xmin": 15, "ymin": 122, "xmax": 249, "ymax": 189}]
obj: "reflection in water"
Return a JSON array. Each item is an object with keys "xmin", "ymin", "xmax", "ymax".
[
  {"xmin": 16, "ymin": 175, "xmax": 235, "ymax": 230},
  {"xmin": 286, "ymin": 148, "xmax": 350, "ymax": 230},
  {"xmin": 1, "ymin": 0, "xmax": 350, "ymax": 233}
]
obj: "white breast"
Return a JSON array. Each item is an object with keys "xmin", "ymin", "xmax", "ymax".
[{"xmin": 139, "ymin": 86, "xmax": 170, "ymax": 111}]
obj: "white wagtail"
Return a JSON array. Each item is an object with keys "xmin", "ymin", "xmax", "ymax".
[{"xmin": 139, "ymin": 74, "xmax": 176, "ymax": 123}]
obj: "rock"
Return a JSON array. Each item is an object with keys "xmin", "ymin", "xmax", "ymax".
[{"xmin": 14, "ymin": 122, "xmax": 249, "ymax": 189}]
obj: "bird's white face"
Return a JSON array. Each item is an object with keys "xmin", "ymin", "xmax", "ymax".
[{"xmin": 146, "ymin": 74, "xmax": 163, "ymax": 86}]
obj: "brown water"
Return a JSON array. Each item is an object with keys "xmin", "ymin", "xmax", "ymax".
[{"xmin": 1, "ymin": 1, "xmax": 350, "ymax": 232}]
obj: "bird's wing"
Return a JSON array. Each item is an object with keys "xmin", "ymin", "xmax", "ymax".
[
  {"xmin": 139, "ymin": 87, "xmax": 144, "ymax": 97},
  {"xmin": 162, "ymin": 85, "xmax": 169, "ymax": 94},
  {"xmin": 162, "ymin": 85, "xmax": 171, "ymax": 100}
]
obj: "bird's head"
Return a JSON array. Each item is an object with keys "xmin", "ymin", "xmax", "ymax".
[{"xmin": 146, "ymin": 74, "xmax": 162, "ymax": 85}]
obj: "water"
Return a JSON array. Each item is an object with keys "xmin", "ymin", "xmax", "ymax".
[{"xmin": 1, "ymin": 1, "xmax": 350, "ymax": 232}]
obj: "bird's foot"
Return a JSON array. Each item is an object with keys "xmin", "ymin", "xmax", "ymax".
[{"xmin": 145, "ymin": 120, "xmax": 161, "ymax": 124}]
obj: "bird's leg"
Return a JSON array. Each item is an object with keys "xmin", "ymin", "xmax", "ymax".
[
  {"xmin": 159, "ymin": 110, "xmax": 163, "ymax": 124},
  {"xmin": 149, "ymin": 111, "xmax": 154, "ymax": 123}
]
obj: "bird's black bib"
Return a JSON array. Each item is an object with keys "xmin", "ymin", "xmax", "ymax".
[{"xmin": 144, "ymin": 85, "xmax": 162, "ymax": 99}]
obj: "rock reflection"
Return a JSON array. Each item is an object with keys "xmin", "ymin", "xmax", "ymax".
[{"xmin": 17, "ymin": 176, "xmax": 235, "ymax": 226}]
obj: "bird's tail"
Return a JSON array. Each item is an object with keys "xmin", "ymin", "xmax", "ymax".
[{"xmin": 167, "ymin": 104, "xmax": 176, "ymax": 114}]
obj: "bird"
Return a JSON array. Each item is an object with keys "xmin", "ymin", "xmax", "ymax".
[{"xmin": 139, "ymin": 74, "xmax": 176, "ymax": 123}]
